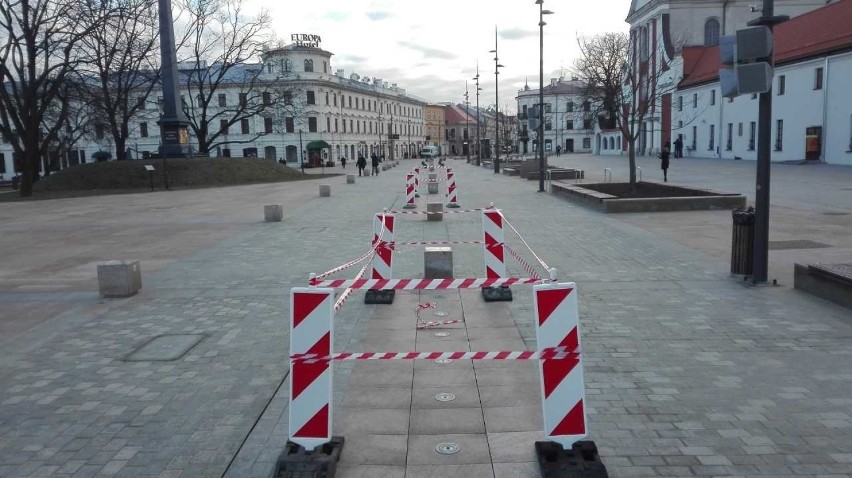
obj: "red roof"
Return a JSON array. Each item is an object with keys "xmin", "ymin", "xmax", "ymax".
[
  {"xmin": 679, "ymin": 0, "xmax": 852, "ymax": 89},
  {"xmin": 444, "ymin": 104, "xmax": 475, "ymax": 124}
]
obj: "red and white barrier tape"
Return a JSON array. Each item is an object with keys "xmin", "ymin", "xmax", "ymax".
[
  {"xmin": 334, "ymin": 258, "xmax": 372, "ymax": 312},
  {"xmin": 386, "ymin": 207, "xmax": 483, "ymax": 215},
  {"xmin": 506, "ymin": 244, "xmax": 544, "ymax": 281},
  {"xmin": 314, "ymin": 225, "xmax": 386, "ymax": 280},
  {"xmin": 394, "ymin": 240, "xmax": 482, "ymax": 246},
  {"xmin": 309, "ymin": 277, "xmax": 541, "ymax": 290},
  {"xmin": 503, "ymin": 215, "xmax": 551, "ymax": 273},
  {"xmin": 292, "ymin": 347, "xmax": 581, "ymax": 363},
  {"xmin": 417, "ymin": 319, "xmax": 462, "ymax": 329}
]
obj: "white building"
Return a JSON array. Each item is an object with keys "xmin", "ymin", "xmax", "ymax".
[
  {"xmin": 516, "ymin": 78, "xmax": 595, "ymax": 155},
  {"xmin": 0, "ymin": 41, "xmax": 427, "ymax": 177},
  {"xmin": 621, "ymin": 0, "xmax": 851, "ymax": 164}
]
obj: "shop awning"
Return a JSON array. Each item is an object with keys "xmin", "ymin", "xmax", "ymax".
[{"xmin": 306, "ymin": 140, "xmax": 331, "ymax": 150}]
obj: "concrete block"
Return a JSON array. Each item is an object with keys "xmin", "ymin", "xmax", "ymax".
[
  {"xmin": 319, "ymin": 184, "xmax": 331, "ymax": 197},
  {"xmin": 426, "ymin": 201, "xmax": 443, "ymax": 221},
  {"xmin": 428, "ymin": 173, "xmax": 438, "ymax": 180},
  {"xmin": 424, "ymin": 247, "xmax": 453, "ymax": 279},
  {"xmin": 346, "ymin": 174, "xmax": 355, "ymax": 184},
  {"xmin": 263, "ymin": 204, "xmax": 283, "ymax": 222},
  {"xmin": 97, "ymin": 260, "xmax": 142, "ymax": 298},
  {"xmin": 427, "ymin": 181, "xmax": 439, "ymax": 195}
]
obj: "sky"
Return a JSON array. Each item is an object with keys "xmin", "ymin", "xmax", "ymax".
[{"xmin": 246, "ymin": 0, "xmax": 632, "ymax": 113}]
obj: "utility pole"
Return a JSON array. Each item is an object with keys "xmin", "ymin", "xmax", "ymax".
[
  {"xmin": 473, "ymin": 64, "xmax": 482, "ymax": 166},
  {"xmin": 299, "ymin": 129, "xmax": 304, "ymax": 172},
  {"xmin": 489, "ymin": 27, "xmax": 503, "ymax": 173},
  {"xmin": 536, "ymin": 0, "xmax": 554, "ymax": 192},
  {"xmin": 465, "ymin": 82, "xmax": 471, "ymax": 163}
]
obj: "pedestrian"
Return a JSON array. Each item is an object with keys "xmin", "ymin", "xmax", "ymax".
[
  {"xmin": 341, "ymin": 156, "xmax": 347, "ymax": 169},
  {"xmin": 556, "ymin": 145, "xmax": 561, "ymax": 157},
  {"xmin": 659, "ymin": 146, "xmax": 671, "ymax": 182},
  {"xmin": 673, "ymin": 137, "xmax": 683, "ymax": 159},
  {"xmin": 357, "ymin": 155, "xmax": 367, "ymax": 176},
  {"xmin": 371, "ymin": 153, "xmax": 380, "ymax": 175}
]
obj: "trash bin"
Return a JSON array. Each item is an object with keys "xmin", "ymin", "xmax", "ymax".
[{"xmin": 731, "ymin": 207, "xmax": 755, "ymax": 275}]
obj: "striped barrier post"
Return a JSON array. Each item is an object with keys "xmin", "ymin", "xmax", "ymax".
[
  {"xmin": 289, "ymin": 286, "xmax": 335, "ymax": 450},
  {"xmin": 446, "ymin": 168, "xmax": 460, "ymax": 208},
  {"xmin": 414, "ymin": 167, "xmax": 421, "ymax": 197},
  {"xmin": 403, "ymin": 174, "xmax": 416, "ymax": 209},
  {"xmin": 371, "ymin": 212, "xmax": 395, "ymax": 280},
  {"xmin": 533, "ymin": 281, "xmax": 587, "ymax": 448},
  {"xmin": 482, "ymin": 206, "xmax": 511, "ymax": 301}
]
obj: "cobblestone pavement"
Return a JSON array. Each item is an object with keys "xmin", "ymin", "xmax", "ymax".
[{"xmin": 1, "ymin": 158, "xmax": 851, "ymax": 477}]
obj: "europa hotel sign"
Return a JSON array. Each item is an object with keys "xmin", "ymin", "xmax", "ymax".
[{"xmin": 291, "ymin": 34, "xmax": 322, "ymax": 48}]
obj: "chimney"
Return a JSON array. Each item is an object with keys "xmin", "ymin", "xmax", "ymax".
[
  {"xmin": 335, "ymin": 69, "xmax": 344, "ymax": 76},
  {"xmin": 374, "ymin": 78, "xmax": 383, "ymax": 87},
  {"xmin": 550, "ymin": 78, "xmax": 557, "ymax": 86}
]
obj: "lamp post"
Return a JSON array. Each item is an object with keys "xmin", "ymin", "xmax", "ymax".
[
  {"xmin": 536, "ymin": 0, "xmax": 554, "ymax": 192},
  {"xmin": 473, "ymin": 65, "xmax": 483, "ymax": 166},
  {"xmin": 489, "ymin": 27, "xmax": 504, "ymax": 173},
  {"xmin": 299, "ymin": 129, "xmax": 304, "ymax": 172},
  {"xmin": 464, "ymin": 82, "xmax": 471, "ymax": 163}
]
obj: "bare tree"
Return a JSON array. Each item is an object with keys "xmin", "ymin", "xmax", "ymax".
[
  {"xmin": 80, "ymin": 0, "xmax": 160, "ymax": 161},
  {"xmin": 0, "ymin": 0, "xmax": 100, "ymax": 197},
  {"xmin": 175, "ymin": 0, "xmax": 299, "ymax": 156},
  {"xmin": 41, "ymin": 78, "xmax": 97, "ymax": 172}
]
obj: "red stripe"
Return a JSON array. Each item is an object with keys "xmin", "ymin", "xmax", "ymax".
[
  {"xmin": 536, "ymin": 288, "xmax": 572, "ymax": 326},
  {"xmin": 294, "ymin": 404, "xmax": 329, "ymax": 438},
  {"xmin": 291, "ymin": 362, "xmax": 328, "ymax": 399},
  {"xmin": 486, "ymin": 266, "xmax": 500, "ymax": 279},
  {"xmin": 473, "ymin": 352, "xmax": 487, "ymax": 360},
  {"xmin": 439, "ymin": 278, "xmax": 453, "ymax": 289},
  {"xmin": 459, "ymin": 278, "xmax": 476, "ymax": 289},
  {"xmin": 559, "ymin": 327, "xmax": 579, "ymax": 353},
  {"xmin": 542, "ymin": 356, "xmax": 579, "ymax": 398},
  {"xmin": 550, "ymin": 400, "xmax": 586, "ymax": 436},
  {"xmin": 494, "ymin": 351, "xmax": 510, "ymax": 360},
  {"xmin": 307, "ymin": 332, "xmax": 330, "ymax": 356},
  {"xmin": 484, "ymin": 231, "xmax": 498, "ymax": 247},
  {"xmin": 484, "ymin": 210, "xmax": 502, "ymax": 228},
  {"xmin": 293, "ymin": 292, "xmax": 329, "ymax": 328}
]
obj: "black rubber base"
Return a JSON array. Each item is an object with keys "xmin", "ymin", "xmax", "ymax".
[
  {"xmin": 446, "ymin": 203, "xmax": 461, "ymax": 208},
  {"xmin": 273, "ymin": 437, "xmax": 344, "ymax": 478},
  {"xmin": 535, "ymin": 440, "xmax": 608, "ymax": 478},
  {"xmin": 482, "ymin": 286, "xmax": 513, "ymax": 302},
  {"xmin": 365, "ymin": 289, "xmax": 396, "ymax": 304}
]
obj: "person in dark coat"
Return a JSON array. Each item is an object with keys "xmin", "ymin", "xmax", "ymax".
[
  {"xmin": 673, "ymin": 137, "xmax": 683, "ymax": 158},
  {"xmin": 356, "ymin": 155, "xmax": 367, "ymax": 176},
  {"xmin": 341, "ymin": 156, "xmax": 347, "ymax": 169},
  {"xmin": 660, "ymin": 146, "xmax": 671, "ymax": 182},
  {"xmin": 371, "ymin": 153, "xmax": 380, "ymax": 175}
]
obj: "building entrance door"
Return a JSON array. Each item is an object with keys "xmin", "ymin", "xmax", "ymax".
[{"xmin": 566, "ymin": 139, "xmax": 574, "ymax": 153}]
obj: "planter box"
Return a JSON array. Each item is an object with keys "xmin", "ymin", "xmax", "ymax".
[
  {"xmin": 551, "ymin": 181, "xmax": 746, "ymax": 213},
  {"xmin": 526, "ymin": 169, "xmax": 584, "ymax": 181},
  {"xmin": 794, "ymin": 263, "xmax": 852, "ymax": 309}
]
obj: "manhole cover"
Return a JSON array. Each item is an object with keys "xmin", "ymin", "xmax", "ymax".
[
  {"xmin": 124, "ymin": 334, "xmax": 206, "ymax": 361},
  {"xmin": 434, "ymin": 332, "xmax": 450, "ymax": 337},
  {"xmin": 435, "ymin": 392, "xmax": 456, "ymax": 402},
  {"xmin": 436, "ymin": 442, "xmax": 461, "ymax": 455},
  {"xmin": 768, "ymin": 240, "xmax": 831, "ymax": 250},
  {"xmin": 434, "ymin": 358, "xmax": 453, "ymax": 364},
  {"xmin": 434, "ymin": 311, "xmax": 449, "ymax": 317}
]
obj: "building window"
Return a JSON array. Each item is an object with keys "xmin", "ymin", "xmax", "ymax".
[
  {"xmin": 583, "ymin": 119, "xmax": 591, "ymax": 129},
  {"xmin": 710, "ymin": 89, "xmax": 716, "ymax": 105},
  {"xmin": 748, "ymin": 122, "xmax": 756, "ymax": 150},
  {"xmin": 239, "ymin": 93, "xmax": 247, "ymax": 107},
  {"xmin": 691, "ymin": 126, "xmax": 697, "ymax": 150},
  {"xmin": 137, "ymin": 97, "xmax": 146, "ymax": 110},
  {"xmin": 778, "ymin": 75, "xmax": 786, "ymax": 95},
  {"xmin": 545, "ymin": 121, "xmax": 552, "ymax": 131},
  {"xmin": 140, "ymin": 122, "xmax": 148, "ymax": 138},
  {"xmin": 350, "ymin": 119, "xmax": 353, "ymax": 132},
  {"xmin": 304, "ymin": 59, "xmax": 313, "ymax": 72},
  {"xmin": 775, "ymin": 119, "xmax": 783, "ymax": 151},
  {"xmin": 677, "ymin": 96, "xmax": 682, "ymax": 111},
  {"xmin": 0, "ymin": 153, "xmax": 5, "ymax": 174},
  {"xmin": 738, "ymin": 123, "xmax": 743, "ymax": 137},
  {"xmin": 704, "ymin": 18, "xmax": 720, "ymax": 46},
  {"xmin": 522, "ymin": 105, "xmax": 528, "ymax": 118},
  {"xmin": 582, "ymin": 138, "xmax": 591, "ymax": 149},
  {"xmin": 326, "ymin": 117, "xmax": 331, "ymax": 132},
  {"xmin": 307, "ymin": 91, "xmax": 315, "ymax": 105},
  {"xmin": 334, "ymin": 119, "xmax": 338, "ymax": 132},
  {"xmin": 95, "ymin": 124, "xmax": 105, "ymax": 140},
  {"xmin": 814, "ymin": 67, "xmax": 823, "ymax": 90},
  {"xmin": 263, "ymin": 92, "xmax": 271, "ymax": 105},
  {"xmin": 333, "ymin": 94, "xmax": 337, "ymax": 106},
  {"xmin": 567, "ymin": 120, "xmax": 574, "ymax": 130},
  {"xmin": 545, "ymin": 139, "xmax": 552, "ymax": 151},
  {"xmin": 709, "ymin": 124, "xmax": 715, "ymax": 151},
  {"xmin": 545, "ymin": 103, "xmax": 552, "ymax": 113},
  {"xmin": 285, "ymin": 117, "xmax": 294, "ymax": 133},
  {"xmin": 222, "ymin": 149, "xmax": 231, "ymax": 158},
  {"xmin": 241, "ymin": 119, "xmax": 250, "ymax": 134},
  {"xmin": 265, "ymin": 117, "xmax": 273, "ymax": 134},
  {"xmin": 348, "ymin": 96, "xmax": 352, "ymax": 108},
  {"xmin": 343, "ymin": 118, "xmax": 347, "ymax": 133},
  {"xmin": 220, "ymin": 120, "xmax": 229, "ymax": 135},
  {"xmin": 567, "ymin": 102, "xmax": 574, "ymax": 112},
  {"xmin": 726, "ymin": 123, "xmax": 733, "ymax": 151},
  {"xmin": 693, "ymin": 93, "xmax": 697, "ymax": 108},
  {"xmin": 308, "ymin": 117, "xmax": 317, "ymax": 133}
]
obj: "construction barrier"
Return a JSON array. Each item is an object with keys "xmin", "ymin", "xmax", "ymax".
[
  {"xmin": 482, "ymin": 207, "xmax": 507, "ymax": 278},
  {"xmin": 403, "ymin": 173, "xmax": 416, "ymax": 209},
  {"xmin": 371, "ymin": 212, "xmax": 395, "ymax": 280}
]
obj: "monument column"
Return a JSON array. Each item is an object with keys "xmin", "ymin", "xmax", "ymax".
[{"xmin": 157, "ymin": 0, "xmax": 191, "ymax": 158}]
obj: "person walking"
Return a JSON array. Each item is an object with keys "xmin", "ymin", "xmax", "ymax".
[
  {"xmin": 371, "ymin": 153, "xmax": 380, "ymax": 176},
  {"xmin": 660, "ymin": 146, "xmax": 671, "ymax": 182},
  {"xmin": 673, "ymin": 137, "xmax": 683, "ymax": 159},
  {"xmin": 556, "ymin": 145, "xmax": 561, "ymax": 157},
  {"xmin": 356, "ymin": 155, "xmax": 367, "ymax": 176},
  {"xmin": 341, "ymin": 156, "xmax": 347, "ymax": 169}
]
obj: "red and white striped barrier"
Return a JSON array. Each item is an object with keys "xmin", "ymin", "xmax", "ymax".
[
  {"xmin": 371, "ymin": 212, "xmax": 395, "ymax": 280},
  {"xmin": 446, "ymin": 169, "xmax": 460, "ymax": 208},
  {"xmin": 394, "ymin": 240, "xmax": 482, "ymax": 246},
  {"xmin": 415, "ymin": 302, "xmax": 462, "ymax": 329},
  {"xmin": 506, "ymin": 244, "xmax": 543, "ymax": 281},
  {"xmin": 334, "ymin": 260, "xmax": 370, "ymax": 312},
  {"xmin": 413, "ymin": 167, "xmax": 420, "ymax": 194},
  {"xmin": 482, "ymin": 207, "xmax": 507, "ymax": 278},
  {"xmin": 289, "ymin": 287, "xmax": 335, "ymax": 450},
  {"xmin": 403, "ymin": 173, "xmax": 416, "ymax": 209},
  {"xmin": 309, "ymin": 277, "xmax": 539, "ymax": 290},
  {"xmin": 534, "ymin": 282, "xmax": 587, "ymax": 448},
  {"xmin": 387, "ymin": 207, "xmax": 482, "ymax": 215},
  {"xmin": 291, "ymin": 349, "xmax": 581, "ymax": 363}
]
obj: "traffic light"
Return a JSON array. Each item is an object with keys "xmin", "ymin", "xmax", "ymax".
[{"xmin": 719, "ymin": 26, "xmax": 774, "ymax": 98}]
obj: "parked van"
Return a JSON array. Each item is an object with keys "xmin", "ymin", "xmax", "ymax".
[{"xmin": 420, "ymin": 145, "xmax": 439, "ymax": 158}]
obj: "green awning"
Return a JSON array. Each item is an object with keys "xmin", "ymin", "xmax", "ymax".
[{"xmin": 306, "ymin": 140, "xmax": 331, "ymax": 150}]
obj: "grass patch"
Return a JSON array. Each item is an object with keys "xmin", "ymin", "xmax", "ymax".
[{"xmin": 0, "ymin": 158, "xmax": 338, "ymax": 201}]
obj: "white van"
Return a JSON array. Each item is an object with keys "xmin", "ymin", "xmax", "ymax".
[{"xmin": 420, "ymin": 145, "xmax": 439, "ymax": 158}]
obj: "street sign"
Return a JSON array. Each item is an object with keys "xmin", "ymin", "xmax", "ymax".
[{"xmin": 144, "ymin": 165, "xmax": 155, "ymax": 171}]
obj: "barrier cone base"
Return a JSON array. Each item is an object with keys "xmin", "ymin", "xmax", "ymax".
[
  {"xmin": 535, "ymin": 440, "xmax": 608, "ymax": 478},
  {"xmin": 446, "ymin": 203, "xmax": 460, "ymax": 208},
  {"xmin": 365, "ymin": 289, "xmax": 395, "ymax": 304},
  {"xmin": 403, "ymin": 204, "xmax": 417, "ymax": 209},
  {"xmin": 274, "ymin": 437, "xmax": 345, "ymax": 477},
  {"xmin": 481, "ymin": 286, "xmax": 513, "ymax": 302}
]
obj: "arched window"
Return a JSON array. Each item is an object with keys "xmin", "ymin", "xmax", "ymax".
[
  {"xmin": 609, "ymin": 137, "xmax": 615, "ymax": 150},
  {"xmin": 304, "ymin": 59, "xmax": 314, "ymax": 72},
  {"xmin": 704, "ymin": 18, "xmax": 720, "ymax": 46}
]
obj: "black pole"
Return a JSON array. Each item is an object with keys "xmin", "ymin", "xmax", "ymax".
[
  {"xmin": 493, "ymin": 27, "xmax": 500, "ymax": 174},
  {"xmin": 299, "ymin": 129, "xmax": 304, "ymax": 172},
  {"xmin": 475, "ymin": 66, "xmax": 481, "ymax": 166},
  {"xmin": 156, "ymin": 0, "xmax": 189, "ymax": 164},
  {"xmin": 538, "ymin": 1, "xmax": 546, "ymax": 192},
  {"xmin": 465, "ymin": 82, "xmax": 470, "ymax": 163}
]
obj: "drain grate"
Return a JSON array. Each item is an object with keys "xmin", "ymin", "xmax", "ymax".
[{"xmin": 768, "ymin": 239, "xmax": 831, "ymax": 250}]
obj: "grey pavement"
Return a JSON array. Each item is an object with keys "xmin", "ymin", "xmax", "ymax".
[{"xmin": 0, "ymin": 156, "xmax": 851, "ymax": 477}]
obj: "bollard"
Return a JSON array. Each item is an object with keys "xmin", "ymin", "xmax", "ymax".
[
  {"xmin": 97, "ymin": 260, "xmax": 142, "ymax": 297},
  {"xmin": 426, "ymin": 202, "xmax": 443, "ymax": 221},
  {"xmin": 424, "ymin": 247, "xmax": 453, "ymax": 278},
  {"xmin": 319, "ymin": 184, "xmax": 331, "ymax": 197},
  {"xmin": 346, "ymin": 174, "xmax": 355, "ymax": 184},
  {"xmin": 264, "ymin": 204, "xmax": 284, "ymax": 222},
  {"xmin": 428, "ymin": 172, "xmax": 438, "ymax": 181},
  {"xmin": 427, "ymin": 181, "xmax": 439, "ymax": 195}
]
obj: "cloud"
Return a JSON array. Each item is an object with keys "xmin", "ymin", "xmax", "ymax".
[
  {"xmin": 366, "ymin": 11, "xmax": 392, "ymax": 21},
  {"xmin": 499, "ymin": 28, "xmax": 538, "ymax": 40},
  {"xmin": 397, "ymin": 41, "xmax": 457, "ymax": 60},
  {"xmin": 323, "ymin": 11, "xmax": 349, "ymax": 22},
  {"xmin": 337, "ymin": 54, "xmax": 368, "ymax": 63}
]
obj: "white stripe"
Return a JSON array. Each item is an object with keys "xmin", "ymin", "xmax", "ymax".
[
  {"xmin": 536, "ymin": 287, "xmax": 578, "ymax": 350},
  {"xmin": 289, "ymin": 364, "xmax": 332, "ymax": 447},
  {"xmin": 540, "ymin": 358, "xmax": 586, "ymax": 444}
]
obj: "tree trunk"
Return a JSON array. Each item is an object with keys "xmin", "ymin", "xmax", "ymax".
[
  {"xmin": 628, "ymin": 139, "xmax": 637, "ymax": 185},
  {"xmin": 114, "ymin": 137, "xmax": 127, "ymax": 161}
]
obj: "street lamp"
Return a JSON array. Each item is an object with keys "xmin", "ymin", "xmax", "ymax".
[
  {"xmin": 537, "ymin": 0, "xmax": 554, "ymax": 192},
  {"xmin": 464, "ymin": 82, "xmax": 471, "ymax": 163},
  {"xmin": 489, "ymin": 27, "xmax": 505, "ymax": 173},
  {"xmin": 299, "ymin": 129, "xmax": 304, "ymax": 172},
  {"xmin": 473, "ymin": 65, "xmax": 483, "ymax": 166}
]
